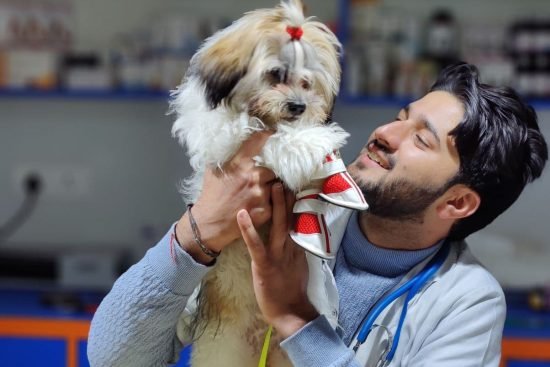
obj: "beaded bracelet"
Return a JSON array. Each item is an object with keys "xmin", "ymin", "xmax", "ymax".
[{"xmin": 187, "ymin": 204, "xmax": 221, "ymax": 258}]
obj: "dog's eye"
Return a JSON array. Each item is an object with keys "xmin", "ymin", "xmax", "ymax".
[
  {"xmin": 267, "ymin": 68, "xmax": 283, "ymax": 83},
  {"xmin": 301, "ymin": 79, "xmax": 311, "ymax": 90}
]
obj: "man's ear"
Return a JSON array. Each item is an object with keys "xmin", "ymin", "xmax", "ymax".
[{"xmin": 437, "ymin": 184, "xmax": 480, "ymax": 220}]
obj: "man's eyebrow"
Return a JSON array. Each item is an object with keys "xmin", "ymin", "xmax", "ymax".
[{"xmin": 404, "ymin": 105, "xmax": 441, "ymax": 147}]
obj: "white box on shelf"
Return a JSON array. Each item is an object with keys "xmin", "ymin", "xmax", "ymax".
[
  {"xmin": 3, "ymin": 49, "xmax": 58, "ymax": 88},
  {"xmin": 65, "ymin": 68, "xmax": 111, "ymax": 90}
]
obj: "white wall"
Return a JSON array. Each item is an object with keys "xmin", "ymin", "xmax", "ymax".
[
  {"xmin": 0, "ymin": 98, "xmax": 188, "ymax": 255},
  {"xmin": 1, "ymin": 0, "xmax": 549, "ymax": 286}
]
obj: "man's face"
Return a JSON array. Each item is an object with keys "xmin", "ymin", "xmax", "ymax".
[{"xmin": 348, "ymin": 91, "xmax": 464, "ymax": 221}]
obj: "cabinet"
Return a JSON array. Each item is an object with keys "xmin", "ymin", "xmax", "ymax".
[
  {"xmin": 0, "ymin": 289, "xmax": 95, "ymax": 367},
  {"xmin": 501, "ymin": 299, "xmax": 550, "ymax": 367},
  {"xmin": 502, "ymin": 338, "xmax": 550, "ymax": 367},
  {"xmin": 0, "ymin": 317, "xmax": 90, "ymax": 367},
  {"xmin": 0, "ymin": 288, "xmax": 192, "ymax": 367}
]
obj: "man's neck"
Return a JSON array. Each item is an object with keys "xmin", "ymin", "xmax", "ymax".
[{"xmin": 359, "ymin": 212, "xmax": 446, "ymax": 251}]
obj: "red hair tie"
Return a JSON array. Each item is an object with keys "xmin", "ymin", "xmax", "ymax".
[{"xmin": 286, "ymin": 25, "xmax": 303, "ymax": 41}]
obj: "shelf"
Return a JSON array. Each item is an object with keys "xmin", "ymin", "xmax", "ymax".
[
  {"xmin": 2, "ymin": 88, "xmax": 550, "ymax": 110},
  {"xmin": 524, "ymin": 99, "xmax": 550, "ymax": 110},
  {"xmin": 0, "ymin": 88, "xmax": 169, "ymax": 101},
  {"xmin": 338, "ymin": 94, "xmax": 414, "ymax": 107},
  {"xmin": 338, "ymin": 94, "xmax": 550, "ymax": 110}
]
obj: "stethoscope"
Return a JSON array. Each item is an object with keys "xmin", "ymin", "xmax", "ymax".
[{"xmin": 351, "ymin": 242, "xmax": 451, "ymax": 366}]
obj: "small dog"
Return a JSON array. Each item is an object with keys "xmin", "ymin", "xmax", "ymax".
[{"xmin": 170, "ymin": 1, "xmax": 355, "ymax": 365}]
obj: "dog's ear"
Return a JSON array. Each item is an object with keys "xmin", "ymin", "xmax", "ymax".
[
  {"xmin": 192, "ymin": 37, "xmax": 250, "ymax": 109},
  {"xmin": 199, "ymin": 59, "xmax": 246, "ymax": 110},
  {"xmin": 191, "ymin": 12, "xmax": 272, "ymax": 109}
]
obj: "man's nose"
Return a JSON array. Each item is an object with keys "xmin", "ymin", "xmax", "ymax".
[{"xmin": 373, "ymin": 120, "xmax": 407, "ymax": 151}]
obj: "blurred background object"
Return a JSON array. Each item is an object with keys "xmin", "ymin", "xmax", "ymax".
[
  {"xmin": 0, "ymin": 0, "xmax": 71, "ymax": 90},
  {"xmin": 1, "ymin": 0, "xmax": 550, "ymax": 366},
  {"xmin": 0, "ymin": 0, "xmax": 202, "ymax": 93},
  {"xmin": 341, "ymin": 0, "xmax": 550, "ymax": 101}
]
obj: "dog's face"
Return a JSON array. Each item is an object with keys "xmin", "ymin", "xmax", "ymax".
[
  {"xmin": 187, "ymin": 0, "xmax": 341, "ymax": 126},
  {"xmin": 236, "ymin": 32, "xmax": 337, "ymax": 126}
]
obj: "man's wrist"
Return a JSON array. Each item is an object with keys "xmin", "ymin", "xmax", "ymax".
[
  {"xmin": 271, "ymin": 306, "xmax": 320, "ymax": 339},
  {"xmin": 175, "ymin": 213, "xmax": 224, "ymax": 265}
]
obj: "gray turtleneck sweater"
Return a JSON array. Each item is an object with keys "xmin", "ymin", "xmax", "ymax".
[{"xmin": 88, "ymin": 213, "xmax": 441, "ymax": 366}]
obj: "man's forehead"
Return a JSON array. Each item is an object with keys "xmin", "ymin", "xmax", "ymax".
[{"xmin": 407, "ymin": 91, "xmax": 464, "ymax": 134}]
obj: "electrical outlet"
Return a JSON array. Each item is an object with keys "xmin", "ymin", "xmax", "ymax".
[{"xmin": 12, "ymin": 165, "xmax": 91, "ymax": 200}]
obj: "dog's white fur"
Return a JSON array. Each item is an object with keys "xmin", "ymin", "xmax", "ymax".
[{"xmin": 170, "ymin": 1, "xmax": 347, "ymax": 365}]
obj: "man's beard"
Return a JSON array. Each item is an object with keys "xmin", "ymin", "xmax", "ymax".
[{"xmin": 357, "ymin": 175, "xmax": 452, "ymax": 222}]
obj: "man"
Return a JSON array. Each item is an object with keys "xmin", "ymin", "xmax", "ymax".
[{"xmin": 88, "ymin": 63, "xmax": 548, "ymax": 366}]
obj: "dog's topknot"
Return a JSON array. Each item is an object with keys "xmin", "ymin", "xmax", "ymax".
[{"xmin": 280, "ymin": 0, "xmax": 306, "ymax": 27}]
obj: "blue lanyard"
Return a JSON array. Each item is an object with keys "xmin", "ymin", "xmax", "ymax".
[{"xmin": 352, "ymin": 243, "xmax": 451, "ymax": 363}]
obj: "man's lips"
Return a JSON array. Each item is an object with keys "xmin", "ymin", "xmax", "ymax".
[{"xmin": 364, "ymin": 142, "xmax": 390, "ymax": 169}]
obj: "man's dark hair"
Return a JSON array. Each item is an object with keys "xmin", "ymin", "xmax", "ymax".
[{"xmin": 430, "ymin": 62, "xmax": 548, "ymax": 240}]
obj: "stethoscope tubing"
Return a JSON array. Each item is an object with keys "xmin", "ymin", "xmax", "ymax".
[{"xmin": 353, "ymin": 243, "xmax": 451, "ymax": 363}]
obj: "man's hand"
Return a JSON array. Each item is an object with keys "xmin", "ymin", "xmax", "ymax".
[
  {"xmin": 176, "ymin": 131, "xmax": 277, "ymax": 264},
  {"xmin": 237, "ymin": 182, "xmax": 319, "ymax": 338}
]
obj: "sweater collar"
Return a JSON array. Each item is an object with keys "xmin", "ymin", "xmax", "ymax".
[{"xmin": 341, "ymin": 211, "xmax": 443, "ymax": 277}]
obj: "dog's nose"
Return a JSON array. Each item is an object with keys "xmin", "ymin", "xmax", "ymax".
[{"xmin": 287, "ymin": 102, "xmax": 306, "ymax": 116}]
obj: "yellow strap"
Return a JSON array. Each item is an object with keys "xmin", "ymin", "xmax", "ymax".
[{"xmin": 258, "ymin": 325, "xmax": 273, "ymax": 367}]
